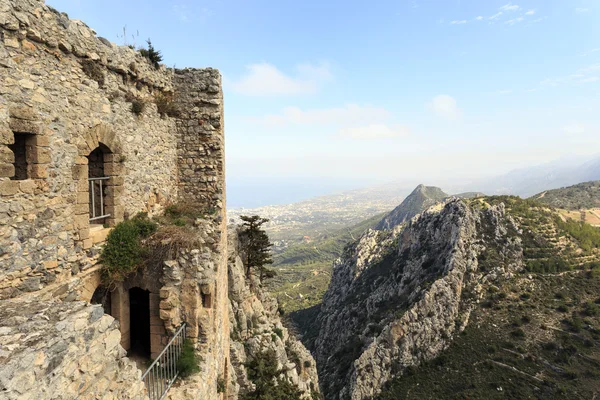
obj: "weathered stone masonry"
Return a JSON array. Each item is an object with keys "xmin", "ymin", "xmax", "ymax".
[{"xmin": 0, "ymin": 0, "xmax": 229, "ymax": 399}]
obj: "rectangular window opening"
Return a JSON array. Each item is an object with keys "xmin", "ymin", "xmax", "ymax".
[{"xmin": 8, "ymin": 132, "xmax": 34, "ymax": 181}]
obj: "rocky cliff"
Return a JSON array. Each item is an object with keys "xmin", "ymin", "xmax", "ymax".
[
  {"xmin": 227, "ymin": 228, "xmax": 320, "ymax": 399},
  {"xmin": 314, "ymin": 199, "xmax": 523, "ymax": 399},
  {"xmin": 375, "ymin": 184, "xmax": 448, "ymax": 230}
]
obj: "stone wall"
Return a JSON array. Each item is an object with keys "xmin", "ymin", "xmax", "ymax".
[
  {"xmin": 0, "ymin": 0, "xmax": 231, "ymax": 399},
  {"xmin": 173, "ymin": 68, "xmax": 225, "ymax": 210},
  {"xmin": 0, "ymin": 0, "xmax": 179, "ymax": 299},
  {"xmin": 0, "ymin": 299, "xmax": 148, "ymax": 399}
]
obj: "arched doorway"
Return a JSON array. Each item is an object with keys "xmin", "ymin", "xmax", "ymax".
[
  {"xmin": 129, "ymin": 287, "xmax": 151, "ymax": 358},
  {"xmin": 87, "ymin": 143, "xmax": 111, "ymax": 226},
  {"xmin": 90, "ymin": 284, "xmax": 112, "ymax": 316}
]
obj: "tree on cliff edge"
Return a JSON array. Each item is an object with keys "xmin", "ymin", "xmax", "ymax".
[{"xmin": 239, "ymin": 215, "xmax": 275, "ymax": 282}]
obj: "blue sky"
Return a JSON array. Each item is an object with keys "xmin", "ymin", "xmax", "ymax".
[{"xmin": 49, "ymin": 0, "xmax": 600, "ymax": 205}]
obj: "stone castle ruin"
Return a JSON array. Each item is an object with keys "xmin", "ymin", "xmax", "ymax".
[{"xmin": 0, "ymin": 0, "xmax": 232, "ymax": 398}]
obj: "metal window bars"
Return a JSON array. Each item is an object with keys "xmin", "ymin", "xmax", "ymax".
[
  {"xmin": 141, "ymin": 323, "xmax": 187, "ymax": 400},
  {"xmin": 88, "ymin": 176, "xmax": 111, "ymax": 222}
]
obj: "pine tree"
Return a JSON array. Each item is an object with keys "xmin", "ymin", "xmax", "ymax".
[{"xmin": 239, "ymin": 215, "xmax": 275, "ymax": 281}]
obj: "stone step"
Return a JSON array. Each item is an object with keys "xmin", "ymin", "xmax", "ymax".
[{"xmin": 90, "ymin": 224, "xmax": 112, "ymax": 245}]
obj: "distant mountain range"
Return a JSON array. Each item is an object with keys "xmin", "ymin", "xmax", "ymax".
[{"xmin": 452, "ymin": 155, "xmax": 600, "ymax": 198}]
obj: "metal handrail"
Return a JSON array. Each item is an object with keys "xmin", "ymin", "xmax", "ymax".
[
  {"xmin": 141, "ymin": 323, "xmax": 187, "ymax": 400},
  {"xmin": 89, "ymin": 176, "xmax": 111, "ymax": 222}
]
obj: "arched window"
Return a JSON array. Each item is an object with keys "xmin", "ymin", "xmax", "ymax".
[
  {"xmin": 87, "ymin": 144, "xmax": 111, "ymax": 225},
  {"xmin": 90, "ymin": 284, "xmax": 112, "ymax": 316}
]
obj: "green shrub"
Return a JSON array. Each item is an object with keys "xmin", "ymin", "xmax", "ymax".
[
  {"xmin": 139, "ymin": 39, "xmax": 163, "ymax": 69},
  {"xmin": 511, "ymin": 328, "xmax": 526, "ymax": 338},
  {"xmin": 177, "ymin": 339, "xmax": 201, "ymax": 377},
  {"xmin": 217, "ymin": 377, "xmax": 226, "ymax": 393},
  {"xmin": 241, "ymin": 350, "xmax": 303, "ymax": 400},
  {"xmin": 273, "ymin": 327, "xmax": 284, "ymax": 339},
  {"xmin": 100, "ymin": 215, "xmax": 157, "ymax": 285}
]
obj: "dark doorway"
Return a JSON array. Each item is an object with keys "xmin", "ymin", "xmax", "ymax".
[
  {"xmin": 129, "ymin": 287, "xmax": 151, "ymax": 358},
  {"xmin": 90, "ymin": 285, "xmax": 112, "ymax": 316}
]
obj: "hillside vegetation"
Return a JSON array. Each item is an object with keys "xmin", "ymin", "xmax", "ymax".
[
  {"xmin": 532, "ymin": 180, "xmax": 600, "ymax": 210},
  {"xmin": 267, "ymin": 214, "xmax": 385, "ymax": 313},
  {"xmin": 371, "ymin": 196, "xmax": 600, "ymax": 399}
]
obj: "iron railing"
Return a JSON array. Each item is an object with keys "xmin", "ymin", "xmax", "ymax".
[
  {"xmin": 89, "ymin": 176, "xmax": 111, "ymax": 222},
  {"xmin": 141, "ymin": 323, "xmax": 187, "ymax": 400}
]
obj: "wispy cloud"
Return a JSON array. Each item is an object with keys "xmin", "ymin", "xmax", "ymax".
[
  {"xmin": 248, "ymin": 104, "xmax": 390, "ymax": 127},
  {"xmin": 338, "ymin": 124, "xmax": 411, "ymax": 140},
  {"xmin": 563, "ymin": 123, "xmax": 587, "ymax": 135},
  {"xmin": 541, "ymin": 64, "xmax": 600, "ymax": 86},
  {"xmin": 489, "ymin": 12, "xmax": 503, "ymax": 20},
  {"xmin": 494, "ymin": 89, "xmax": 513, "ymax": 95},
  {"xmin": 499, "ymin": 3, "xmax": 520, "ymax": 12},
  {"xmin": 505, "ymin": 17, "xmax": 524, "ymax": 25},
  {"xmin": 172, "ymin": 4, "xmax": 213, "ymax": 22},
  {"xmin": 581, "ymin": 48, "xmax": 600, "ymax": 57},
  {"xmin": 451, "ymin": 20, "xmax": 467, "ymax": 25},
  {"xmin": 475, "ymin": 16, "xmax": 484, "ymax": 21},
  {"xmin": 575, "ymin": 8, "xmax": 589, "ymax": 13},
  {"xmin": 429, "ymin": 95, "xmax": 461, "ymax": 121},
  {"xmin": 525, "ymin": 9, "xmax": 536, "ymax": 15},
  {"xmin": 230, "ymin": 62, "xmax": 332, "ymax": 96}
]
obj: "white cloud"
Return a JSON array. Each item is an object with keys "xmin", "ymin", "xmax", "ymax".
[
  {"xmin": 495, "ymin": 89, "xmax": 513, "ymax": 95},
  {"xmin": 505, "ymin": 17, "xmax": 524, "ymax": 25},
  {"xmin": 429, "ymin": 95, "xmax": 461, "ymax": 120},
  {"xmin": 581, "ymin": 48, "xmax": 600, "ymax": 57},
  {"xmin": 337, "ymin": 124, "xmax": 411, "ymax": 140},
  {"xmin": 579, "ymin": 76, "xmax": 599, "ymax": 83},
  {"xmin": 576, "ymin": 8, "xmax": 589, "ymax": 13},
  {"xmin": 230, "ymin": 62, "xmax": 332, "ymax": 96},
  {"xmin": 525, "ymin": 9, "xmax": 536, "ymax": 15},
  {"xmin": 248, "ymin": 104, "xmax": 391, "ymax": 127},
  {"xmin": 499, "ymin": 3, "xmax": 520, "ymax": 12},
  {"xmin": 489, "ymin": 12, "xmax": 503, "ymax": 20},
  {"xmin": 451, "ymin": 20, "xmax": 467, "ymax": 24},
  {"xmin": 475, "ymin": 16, "xmax": 484, "ymax": 21},
  {"xmin": 530, "ymin": 16, "xmax": 547, "ymax": 23},
  {"xmin": 563, "ymin": 124, "xmax": 586, "ymax": 135}
]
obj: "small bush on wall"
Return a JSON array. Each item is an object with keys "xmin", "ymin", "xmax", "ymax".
[
  {"xmin": 139, "ymin": 39, "xmax": 163, "ymax": 69},
  {"xmin": 154, "ymin": 92, "xmax": 180, "ymax": 118},
  {"xmin": 100, "ymin": 214, "xmax": 157, "ymax": 285}
]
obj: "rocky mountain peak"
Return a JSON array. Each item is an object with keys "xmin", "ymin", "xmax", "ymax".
[{"xmin": 376, "ymin": 184, "xmax": 448, "ymax": 230}]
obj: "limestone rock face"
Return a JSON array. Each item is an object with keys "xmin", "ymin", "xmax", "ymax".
[
  {"xmin": 227, "ymin": 228, "xmax": 320, "ymax": 399},
  {"xmin": 0, "ymin": 300, "xmax": 147, "ymax": 399},
  {"xmin": 314, "ymin": 199, "xmax": 523, "ymax": 400}
]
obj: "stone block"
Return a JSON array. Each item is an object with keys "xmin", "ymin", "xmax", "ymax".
[
  {"xmin": 76, "ymin": 192, "xmax": 89, "ymax": 204},
  {"xmin": 19, "ymin": 180, "xmax": 36, "ymax": 194},
  {"xmin": 105, "ymin": 176, "xmax": 124, "ymax": 186},
  {"xmin": 0, "ymin": 180, "xmax": 19, "ymax": 196},
  {"xmin": 0, "ymin": 163, "xmax": 15, "ymax": 178},
  {"xmin": 0, "ymin": 146, "xmax": 15, "ymax": 163},
  {"xmin": 79, "ymin": 228, "xmax": 90, "ymax": 240},
  {"xmin": 26, "ymin": 147, "xmax": 51, "ymax": 164},
  {"xmin": 103, "ymin": 162, "xmax": 122, "ymax": 176},
  {"xmin": 0, "ymin": 126, "xmax": 14, "ymax": 145},
  {"xmin": 74, "ymin": 214, "xmax": 89, "ymax": 230},
  {"xmin": 29, "ymin": 164, "xmax": 48, "ymax": 179},
  {"xmin": 75, "ymin": 156, "xmax": 88, "ymax": 165},
  {"xmin": 82, "ymin": 238, "xmax": 93, "ymax": 249},
  {"xmin": 72, "ymin": 165, "xmax": 88, "ymax": 181},
  {"xmin": 9, "ymin": 107, "xmax": 37, "ymax": 122},
  {"xmin": 9, "ymin": 119, "xmax": 39, "ymax": 134},
  {"xmin": 32, "ymin": 135, "xmax": 50, "ymax": 147}
]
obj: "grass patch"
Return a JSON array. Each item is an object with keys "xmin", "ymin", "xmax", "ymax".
[{"xmin": 177, "ymin": 339, "xmax": 201, "ymax": 377}]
